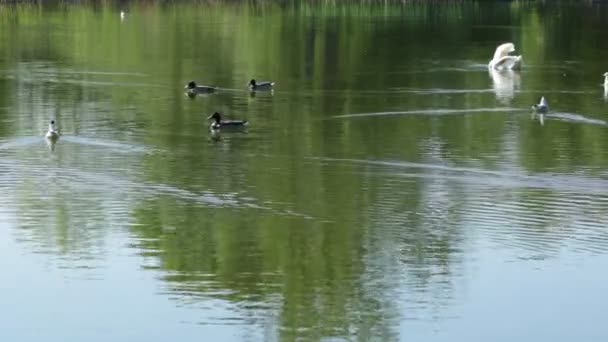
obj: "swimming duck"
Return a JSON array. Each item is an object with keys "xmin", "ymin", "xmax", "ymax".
[
  {"xmin": 532, "ymin": 97, "xmax": 549, "ymax": 114},
  {"xmin": 45, "ymin": 120, "xmax": 59, "ymax": 140},
  {"xmin": 207, "ymin": 112, "xmax": 248, "ymax": 130},
  {"xmin": 248, "ymin": 79, "xmax": 274, "ymax": 91},
  {"xmin": 488, "ymin": 42, "xmax": 522, "ymax": 71},
  {"xmin": 185, "ymin": 81, "xmax": 217, "ymax": 95}
]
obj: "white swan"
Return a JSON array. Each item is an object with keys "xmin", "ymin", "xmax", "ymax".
[
  {"xmin": 45, "ymin": 120, "xmax": 59, "ymax": 140},
  {"xmin": 489, "ymin": 68, "xmax": 520, "ymax": 104},
  {"xmin": 488, "ymin": 43, "xmax": 522, "ymax": 71},
  {"xmin": 603, "ymin": 72, "xmax": 608, "ymax": 101}
]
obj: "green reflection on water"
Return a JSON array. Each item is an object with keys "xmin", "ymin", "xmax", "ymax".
[{"xmin": 1, "ymin": 1, "xmax": 608, "ymax": 341}]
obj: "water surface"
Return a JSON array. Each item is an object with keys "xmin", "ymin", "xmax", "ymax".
[{"xmin": 1, "ymin": 2, "xmax": 608, "ymax": 341}]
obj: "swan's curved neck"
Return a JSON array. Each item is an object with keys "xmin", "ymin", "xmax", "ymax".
[{"xmin": 493, "ymin": 49, "xmax": 506, "ymax": 61}]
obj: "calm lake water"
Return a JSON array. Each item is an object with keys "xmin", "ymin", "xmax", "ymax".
[{"xmin": 1, "ymin": 2, "xmax": 608, "ymax": 341}]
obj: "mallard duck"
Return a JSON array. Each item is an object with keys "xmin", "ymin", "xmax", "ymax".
[
  {"xmin": 207, "ymin": 112, "xmax": 248, "ymax": 131},
  {"xmin": 488, "ymin": 43, "xmax": 522, "ymax": 71},
  {"xmin": 248, "ymin": 79, "xmax": 274, "ymax": 91},
  {"xmin": 532, "ymin": 97, "xmax": 549, "ymax": 114},
  {"xmin": 45, "ymin": 120, "xmax": 59, "ymax": 140},
  {"xmin": 185, "ymin": 81, "xmax": 217, "ymax": 95}
]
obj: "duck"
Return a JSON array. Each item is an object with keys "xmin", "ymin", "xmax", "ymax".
[
  {"xmin": 185, "ymin": 81, "xmax": 217, "ymax": 95},
  {"xmin": 488, "ymin": 42, "xmax": 522, "ymax": 71},
  {"xmin": 248, "ymin": 79, "xmax": 274, "ymax": 91},
  {"xmin": 45, "ymin": 120, "xmax": 60, "ymax": 140},
  {"xmin": 532, "ymin": 96, "xmax": 549, "ymax": 114},
  {"xmin": 207, "ymin": 112, "xmax": 248, "ymax": 131}
]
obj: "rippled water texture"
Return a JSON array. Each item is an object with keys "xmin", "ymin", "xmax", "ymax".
[{"xmin": 1, "ymin": 2, "xmax": 608, "ymax": 341}]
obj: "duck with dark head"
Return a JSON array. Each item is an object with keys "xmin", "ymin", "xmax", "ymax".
[
  {"xmin": 207, "ymin": 112, "xmax": 248, "ymax": 131},
  {"xmin": 185, "ymin": 81, "xmax": 217, "ymax": 95},
  {"xmin": 248, "ymin": 79, "xmax": 274, "ymax": 91}
]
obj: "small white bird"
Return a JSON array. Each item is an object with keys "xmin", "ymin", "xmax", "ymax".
[
  {"xmin": 603, "ymin": 72, "xmax": 608, "ymax": 101},
  {"xmin": 120, "ymin": 11, "xmax": 126, "ymax": 21},
  {"xmin": 531, "ymin": 97, "xmax": 548, "ymax": 126},
  {"xmin": 488, "ymin": 42, "xmax": 522, "ymax": 71},
  {"xmin": 45, "ymin": 120, "xmax": 59, "ymax": 140},
  {"xmin": 532, "ymin": 97, "xmax": 549, "ymax": 114}
]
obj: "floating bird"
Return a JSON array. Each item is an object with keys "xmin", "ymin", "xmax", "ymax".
[
  {"xmin": 207, "ymin": 112, "xmax": 248, "ymax": 131},
  {"xmin": 488, "ymin": 42, "xmax": 522, "ymax": 71},
  {"xmin": 185, "ymin": 81, "xmax": 217, "ymax": 95},
  {"xmin": 45, "ymin": 120, "xmax": 59, "ymax": 140},
  {"xmin": 489, "ymin": 68, "xmax": 520, "ymax": 105},
  {"xmin": 248, "ymin": 79, "xmax": 274, "ymax": 91},
  {"xmin": 532, "ymin": 97, "xmax": 549, "ymax": 114},
  {"xmin": 603, "ymin": 72, "xmax": 608, "ymax": 100}
]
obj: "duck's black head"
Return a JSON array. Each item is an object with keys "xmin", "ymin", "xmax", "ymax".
[
  {"xmin": 186, "ymin": 81, "xmax": 196, "ymax": 89},
  {"xmin": 249, "ymin": 79, "xmax": 256, "ymax": 87},
  {"xmin": 50, "ymin": 120, "xmax": 55, "ymax": 124},
  {"xmin": 207, "ymin": 112, "xmax": 222, "ymax": 122}
]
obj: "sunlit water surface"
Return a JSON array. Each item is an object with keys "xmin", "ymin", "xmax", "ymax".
[{"xmin": 1, "ymin": 2, "xmax": 608, "ymax": 341}]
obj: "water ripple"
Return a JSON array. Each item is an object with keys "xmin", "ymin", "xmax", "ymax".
[
  {"xmin": 308, "ymin": 156, "xmax": 608, "ymax": 258},
  {"xmin": 546, "ymin": 112, "xmax": 608, "ymax": 126},
  {"xmin": 309, "ymin": 157, "xmax": 608, "ymax": 194},
  {"xmin": 329, "ymin": 107, "xmax": 521, "ymax": 119}
]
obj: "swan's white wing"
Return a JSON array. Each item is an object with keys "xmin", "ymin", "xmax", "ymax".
[
  {"xmin": 493, "ymin": 43, "xmax": 515, "ymax": 60},
  {"xmin": 491, "ymin": 55, "xmax": 522, "ymax": 70}
]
